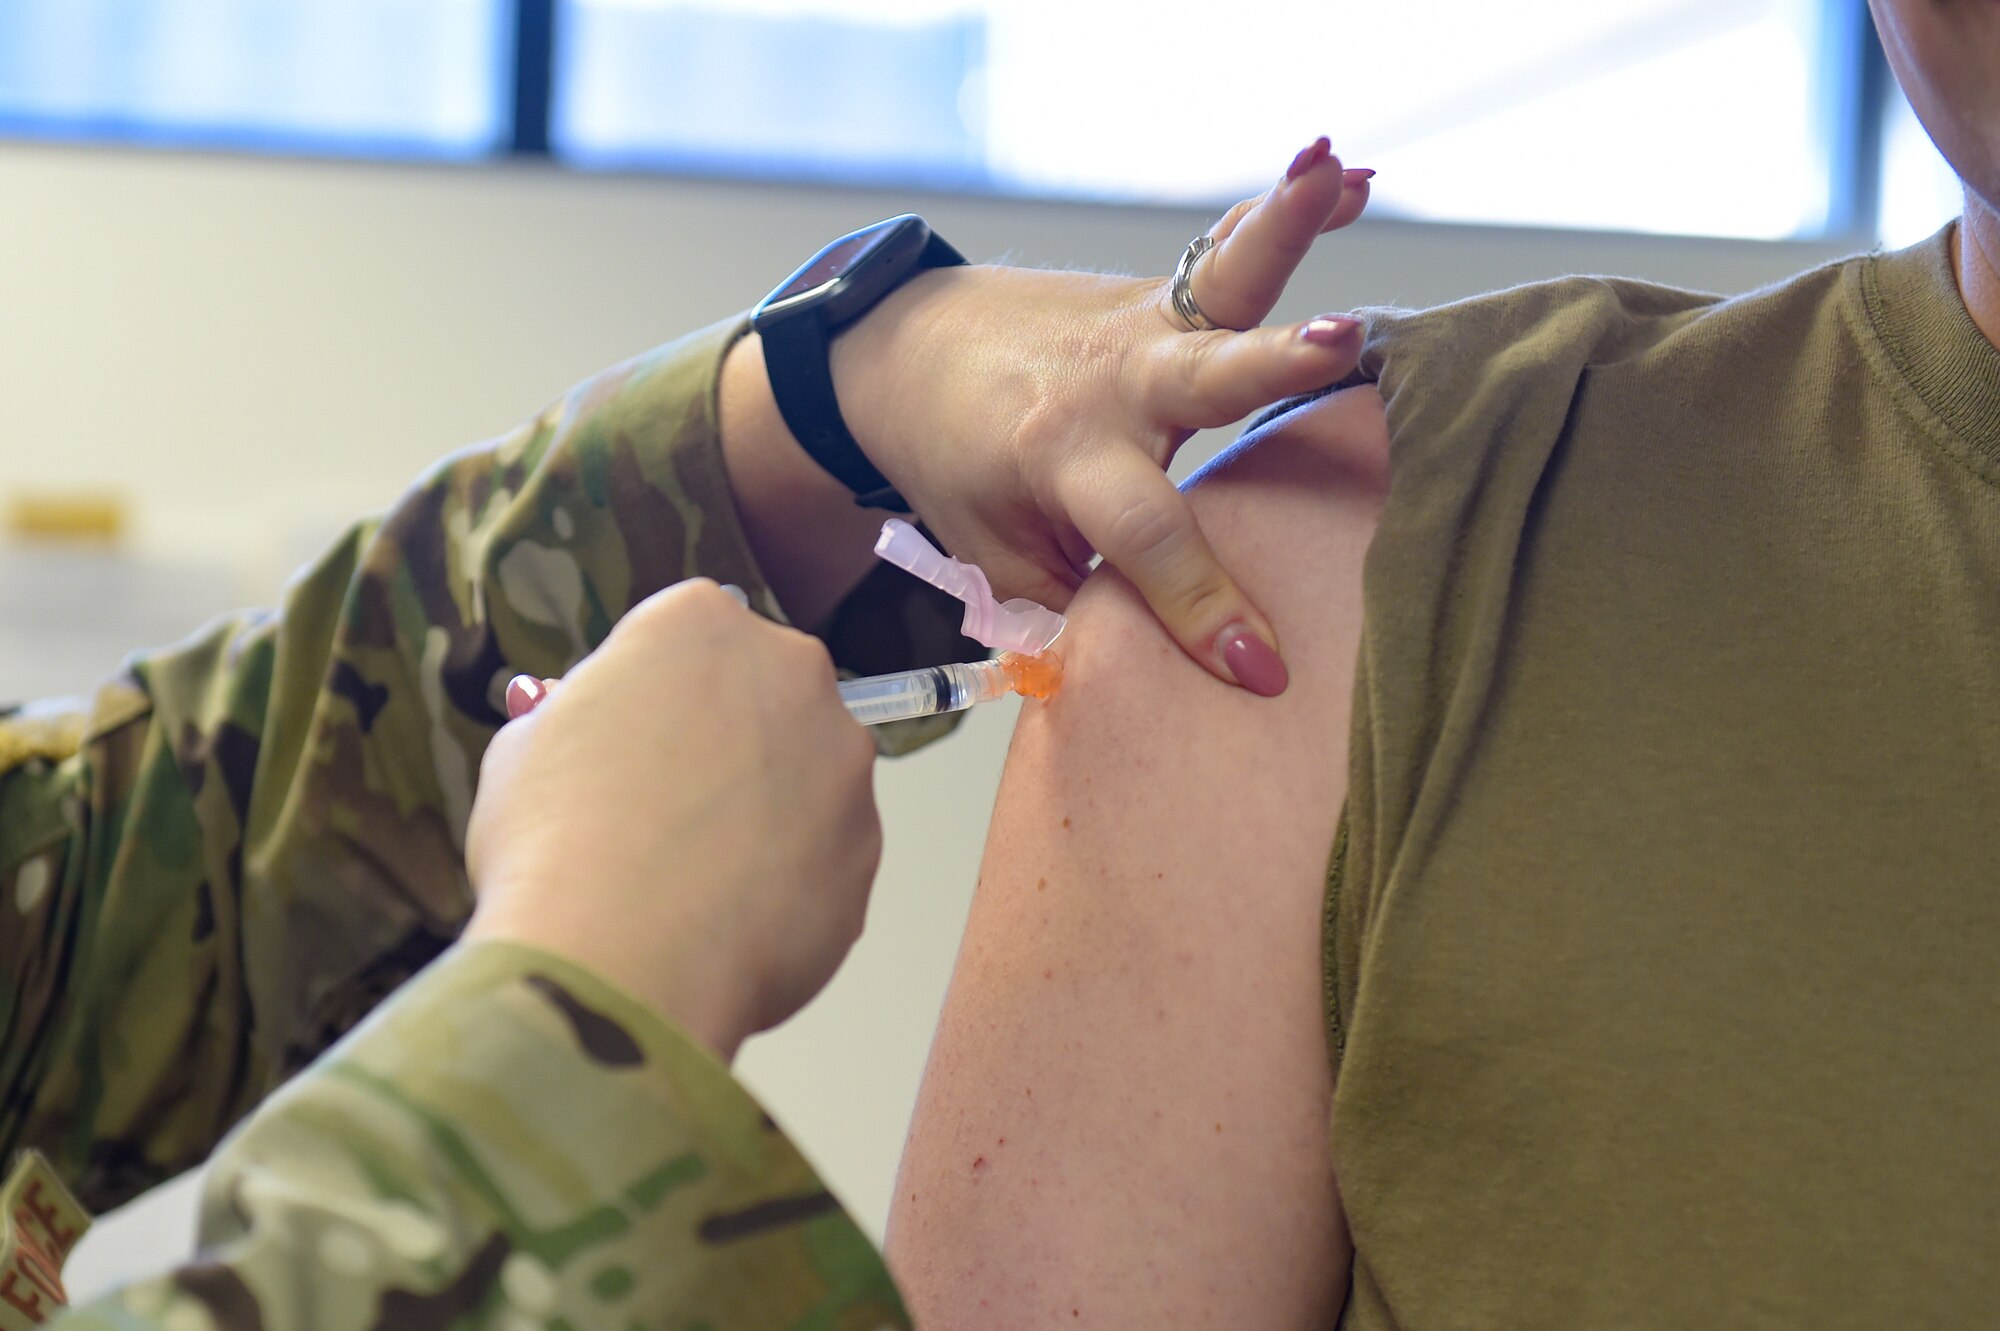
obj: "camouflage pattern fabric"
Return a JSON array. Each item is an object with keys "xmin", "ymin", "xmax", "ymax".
[
  {"xmin": 55, "ymin": 941, "xmax": 910, "ymax": 1330},
  {"xmin": 0, "ymin": 316, "xmax": 971, "ymax": 1322}
]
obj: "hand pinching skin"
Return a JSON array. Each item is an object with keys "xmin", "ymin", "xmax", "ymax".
[{"xmin": 818, "ymin": 137, "xmax": 1374, "ymax": 696}]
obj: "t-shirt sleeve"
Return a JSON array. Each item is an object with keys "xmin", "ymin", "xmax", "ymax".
[{"xmin": 1328, "ymin": 278, "xmax": 1715, "ymax": 1057}]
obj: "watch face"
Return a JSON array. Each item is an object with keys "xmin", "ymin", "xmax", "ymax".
[{"xmin": 770, "ymin": 225, "xmax": 895, "ymax": 305}]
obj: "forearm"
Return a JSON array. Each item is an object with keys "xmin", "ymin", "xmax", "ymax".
[
  {"xmin": 717, "ymin": 330, "xmax": 895, "ymax": 632},
  {"xmin": 0, "ymin": 322, "xmax": 757, "ymax": 1210},
  {"xmin": 0, "ymin": 317, "xmax": 967, "ymax": 1214},
  {"xmin": 714, "ymin": 258, "xmax": 969, "ymax": 633},
  {"xmin": 48, "ymin": 942, "xmax": 902, "ymax": 1331}
]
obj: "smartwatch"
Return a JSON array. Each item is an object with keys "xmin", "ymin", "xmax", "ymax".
[{"xmin": 752, "ymin": 215, "xmax": 966, "ymax": 510}]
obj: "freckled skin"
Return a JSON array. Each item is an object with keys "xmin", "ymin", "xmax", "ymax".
[{"xmin": 887, "ymin": 387, "xmax": 1389, "ymax": 1328}]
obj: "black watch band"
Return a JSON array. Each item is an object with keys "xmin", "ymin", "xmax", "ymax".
[
  {"xmin": 756, "ymin": 312, "xmax": 909, "ymax": 509},
  {"xmin": 753, "ymin": 218, "xmax": 966, "ymax": 511}
]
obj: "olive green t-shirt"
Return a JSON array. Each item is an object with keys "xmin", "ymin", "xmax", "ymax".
[{"xmin": 1330, "ymin": 224, "xmax": 2000, "ymax": 1327}]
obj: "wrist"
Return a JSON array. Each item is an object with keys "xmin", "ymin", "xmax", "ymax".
[
  {"xmin": 752, "ymin": 215, "xmax": 965, "ymax": 510},
  {"xmin": 719, "ymin": 330, "xmax": 891, "ymax": 628},
  {"xmin": 464, "ymin": 892, "xmax": 757, "ymax": 1063},
  {"xmin": 827, "ymin": 264, "xmax": 966, "ymax": 488}
]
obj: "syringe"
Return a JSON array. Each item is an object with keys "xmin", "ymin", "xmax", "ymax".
[{"xmin": 840, "ymin": 651, "xmax": 1063, "ymax": 727}]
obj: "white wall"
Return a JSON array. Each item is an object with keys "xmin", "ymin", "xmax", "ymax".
[{"xmin": 0, "ymin": 139, "xmax": 1848, "ymax": 1299}]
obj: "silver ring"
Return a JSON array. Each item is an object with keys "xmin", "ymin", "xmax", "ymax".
[{"xmin": 1170, "ymin": 233, "xmax": 1218, "ymax": 332}]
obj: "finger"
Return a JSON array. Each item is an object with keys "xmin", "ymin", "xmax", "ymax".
[
  {"xmin": 1054, "ymin": 450, "xmax": 1287, "ymax": 696},
  {"xmin": 1207, "ymin": 133, "xmax": 1373, "ymax": 245},
  {"xmin": 1144, "ymin": 315, "xmax": 1365, "ymax": 431},
  {"xmin": 1055, "ymin": 526, "xmax": 1099, "ymax": 583},
  {"xmin": 505, "ymin": 674, "xmax": 559, "ymax": 719},
  {"xmin": 1194, "ymin": 138, "xmax": 1374, "ymax": 330},
  {"xmin": 1324, "ymin": 171, "xmax": 1372, "ymax": 231},
  {"xmin": 1209, "ymin": 170, "xmax": 1370, "ymax": 250},
  {"xmin": 1207, "ymin": 195, "xmax": 1260, "ymax": 247}
]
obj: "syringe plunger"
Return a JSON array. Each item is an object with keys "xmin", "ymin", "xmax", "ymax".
[{"xmin": 839, "ymin": 659, "xmax": 1014, "ymax": 726}]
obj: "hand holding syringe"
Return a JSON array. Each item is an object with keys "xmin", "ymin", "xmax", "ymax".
[{"xmin": 505, "ymin": 522, "xmax": 1067, "ymax": 725}]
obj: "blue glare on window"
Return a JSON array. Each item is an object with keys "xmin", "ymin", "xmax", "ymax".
[
  {"xmin": 554, "ymin": 1, "xmax": 985, "ymax": 186},
  {"xmin": 556, "ymin": 0, "xmax": 1836, "ymax": 240},
  {"xmin": 1877, "ymin": 80, "xmax": 1963, "ymax": 248},
  {"xmin": 0, "ymin": 0, "xmax": 508, "ymax": 156}
]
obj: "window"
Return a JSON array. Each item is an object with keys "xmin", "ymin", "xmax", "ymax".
[
  {"xmin": 0, "ymin": 0, "xmax": 1962, "ymax": 243},
  {"xmin": 1877, "ymin": 79, "xmax": 1964, "ymax": 247},
  {"xmin": 554, "ymin": 0, "xmax": 985, "ymax": 186},
  {"xmin": 0, "ymin": 0, "xmax": 508, "ymax": 156},
  {"xmin": 1315, "ymin": 0, "xmax": 1830, "ymax": 239},
  {"xmin": 554, "ymin": 0, "xmax": 1842, "ymax": 239}
]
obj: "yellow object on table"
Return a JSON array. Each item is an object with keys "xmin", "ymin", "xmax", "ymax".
[{"xmin": 5, "ymin": 494, "xmax": 127, "ymax": 544}]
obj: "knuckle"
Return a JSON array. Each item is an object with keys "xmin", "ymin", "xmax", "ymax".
[
  {"xmin": 1173, "ymin": 574, "xmax": 1241, "ymax": 628},
  {"xmin": 780, "ymin": 628, "xmax": 838, "ymax": 683},
  {"xmin": 1213, "ymin": 198, "xmax": 1256, "ymax": 239},
  {"xmin": 1014, "ymin": 393, "xmax": 1073, "ymax": 471},
  {"xmin": 676, "ymin": 578, "xmax": 738, "ymax": 623},
  {"xmin": 846, "ymin": 785, "xmax": 884, "ymax": 864},
  {"xmin": 1134, "ymin": 335, "xmax": 1197, "ymax": 411},
  {"xmin": 858, "ymin": 812, "xmax": 884, "ymax": 876},
  {"xmin": 632, "ymin": 578, "xmax": 724, "ymax": 635},
  {"xmin": 845, "ymin": 719, "xmax": 878, "ymax": 772},
  {"xmin": 1102, "ymin": 490, "xmax": 1192, "ymax": 568},
  {"xmin": 478, "ymin": 720, "xmax": 525, "ymax": 777},
  {"xmin": 664, "ymin": 576, "xmax": 723, "ymax": 606},
  {"xmin": 817, "ymin": 706, "xmax": 872, "ymax": 777},
  {"xmin": 1174, "ymin": 330, "xmax": 1224, "ymax": 385}
]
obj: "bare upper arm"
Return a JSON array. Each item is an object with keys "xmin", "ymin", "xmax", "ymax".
[{"xmin": 885, "ymin": 386, "xmax": 1391, "ymax": 1328}]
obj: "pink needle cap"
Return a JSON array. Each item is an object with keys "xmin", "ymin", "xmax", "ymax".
[{"xmin": 873, "ymin": 519, "xmax": 1067, "ymax": 655}]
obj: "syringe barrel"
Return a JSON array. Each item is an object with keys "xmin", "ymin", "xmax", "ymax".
[{"xmin": 839, "ymin": 660, "xmax": 1010, "ymax": 726}]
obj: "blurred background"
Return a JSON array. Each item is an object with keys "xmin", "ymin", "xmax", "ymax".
[{"xmin": 0, "ymin": 0, "xmax": 1964, "ymax": 1298}]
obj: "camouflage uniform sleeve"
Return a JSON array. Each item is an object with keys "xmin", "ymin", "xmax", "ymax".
[
  {"xmin": 53, "ymin": 940, "xmax": 909, "ymax": 1331},
  {"xmin": 0, "ymin": 316, "xmax": 974, "ymax": 1216}
]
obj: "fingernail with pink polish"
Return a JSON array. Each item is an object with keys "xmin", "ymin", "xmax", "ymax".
[
  {"xmin": 1299, "ymin": 316, "xmax": 1362, "ymax": 347},
  {"xmin": 1215, "ymin": 624, "xmax": 1289, "ymax": 698},
  {"xmin": 1344, "ymin": 167, "xmax": 1377, "ymax": 183},
  {"xmin": 505, "ymin": 674, "xmax": 548, "ymax": 719},
  {"xmin": 1285, "ymin": 135, "xmax": 1333, "ymax": 183}
]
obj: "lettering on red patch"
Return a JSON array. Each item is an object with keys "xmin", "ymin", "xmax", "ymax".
[{"xmin": 0, "ymin": 1155, "xmax": 90, "ymax": 1331}]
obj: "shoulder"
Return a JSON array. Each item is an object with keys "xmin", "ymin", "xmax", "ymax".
[
  {"xmin": 1357, "ymin": 254, "xmax": 1861, "ymax": 376},
  {"xmin": 1342, "ymin": 255, "xmax": 1861, "ymax": 462}
]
